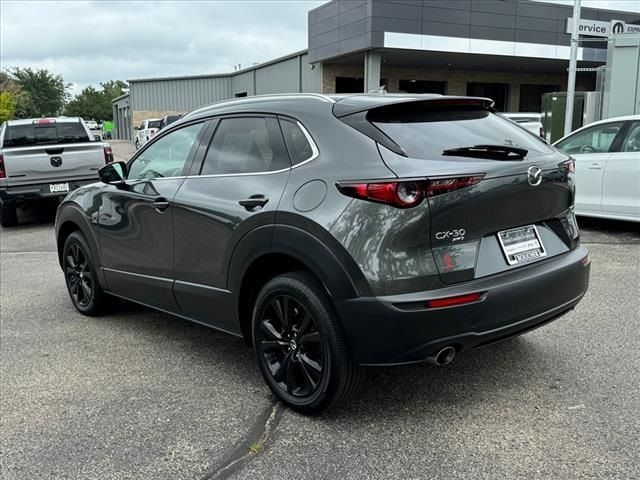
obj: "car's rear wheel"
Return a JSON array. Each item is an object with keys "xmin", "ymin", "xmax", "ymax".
[
  {"xmin": 63, "ymin": 231, "xmax": 106, "ymax": 316},
  {"xmin": 1, "ymin": 203, "xmax": 18, "ymax": 227},
  {"xmin": 252, "ymin": 271, "xmax": 364, "ymax": 415}
]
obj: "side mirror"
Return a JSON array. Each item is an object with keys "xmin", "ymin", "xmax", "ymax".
[{"xmin": 98, "ymin": 161, "xmax": 127, "ymax": 186}]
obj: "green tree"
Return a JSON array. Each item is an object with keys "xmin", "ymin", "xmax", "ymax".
[
  {"xmin": 9, "ymin": 67, "xmax": 70, "ymax": 117},
  {"xmin": 64, "ymin": 80, "xmax": 128, "ymax": 121},
  {"xmin": 0, "ymin": 91, "xmax": 17, "ymax": 123}
]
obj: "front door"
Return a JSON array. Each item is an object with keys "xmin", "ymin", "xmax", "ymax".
[
  {"xmin": 99, "ymin": 121, "xmax": 206, "ymax": 310},
  {"xmin": 171, "ymin": 115, "xmax": 292, "ymax": 331}
]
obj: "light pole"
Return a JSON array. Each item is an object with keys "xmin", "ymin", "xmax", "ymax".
[{"xmin": 564, "ymin": 0, "xmax": 582, "ymax": 136}]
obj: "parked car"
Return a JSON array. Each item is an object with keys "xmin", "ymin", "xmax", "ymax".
[
  {"xmin": 55, "ymin": 94, "xmax": 590, "ymax": 414},
  {"xmin": 83, "ymin": 119, "xmax": 102, "ymax": 140},
  {"xmin": 134, "ymin": 118, "xmax": 161, "ymax": 149},
  {"xmin": 553, "ymin": 114, "xmax": 639, "ymax": 223},
  {"xmin": 503, "ymin": 112, "xmax": 544, "ymax": 138},
  {"xmin": 0, "ymin": 117, "xmax": 113, "ymax": 227},
  {"xmin": 158, "ymin": 114, "xmax": 182, "ymax": 131}
]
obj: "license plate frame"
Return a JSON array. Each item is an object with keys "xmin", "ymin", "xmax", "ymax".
[
  {"xmin": 49, "ymin": 183, "xmax": 70, "ymax": 194},
  {"xmin": 497, "ymin": 224, "xmax": 547, "ymax": 266}
]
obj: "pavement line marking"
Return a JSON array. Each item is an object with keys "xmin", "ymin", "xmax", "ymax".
[{"xmin": 202, "ymin": 400, "xmax": 285, "ymax": 480}]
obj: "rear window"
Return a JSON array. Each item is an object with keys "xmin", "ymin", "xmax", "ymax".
[
  {"xmin": 370, "ymin": 104, "xmax": 552, "ymax": 159},
  {"xmin": 3, "ymin": 122, "xmax": 90, "ymax": 148},
  {"xmin": 148, "ymin": 120, "xmax": 161, "ymax": 129}
]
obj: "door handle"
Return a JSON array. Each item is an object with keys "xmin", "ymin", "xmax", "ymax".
[
  {"xmin": 152, "ymin": 197, "xmax": 170, "ymax": 212},
  {"xmin": 238, "ymin": 195, "xmax": 269, "ymax": 211},
  {"xmin": 588, "ymin": 163, "xmax": 603, "ymax": 170}
]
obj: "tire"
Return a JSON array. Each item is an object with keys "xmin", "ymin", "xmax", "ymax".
[
  {"xmin": 62, "ymin": 231, "xmax": 107, "ymax": 316},
  {"xmin": 135, "ymin": 139, "xmax": 140, "ymax": 149},
  {"xmin": 0, "ymin": 203, "xmax": 18, "ymax": 227},
  {"xmin": 252, "ymin": 271, "xmax": 364, "ymax": 415}
]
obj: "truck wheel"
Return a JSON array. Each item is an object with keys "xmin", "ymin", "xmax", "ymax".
[
  {"xmin": 1, "ymin": 203, "xmax": 18, "ymax": 227},
  {"xmin": 252, "ymin": 271, "xmax": 364, "ymax": 415}
]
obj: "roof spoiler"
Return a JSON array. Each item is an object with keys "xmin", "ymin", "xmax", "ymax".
[{"xmin": 332, "ymin": 95, "xmax": 495, "ymax": 118}]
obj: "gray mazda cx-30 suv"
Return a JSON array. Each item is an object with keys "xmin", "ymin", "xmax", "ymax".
[{"xmin": 56, "ymin": 94, "xmax": 590, "ymax": 414}]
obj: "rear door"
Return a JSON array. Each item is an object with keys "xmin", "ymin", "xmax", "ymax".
[
  {"xmin": 602, "ymin": 121, "xmax": 640, "ymax": 218},
  {"xmin": 171, "ymin": 115, "xmax": 291, "ymax": 330},
  {"xmin": 1, "ymin": 120, "xmax": 104, "ymax": 186},
  {"xmin": 99, "ymin": 121, "xmax": 207, "ymax": 310},
  {"xmin": 554, "ymin": 121, "xmax": 625, "ymax": 215}
]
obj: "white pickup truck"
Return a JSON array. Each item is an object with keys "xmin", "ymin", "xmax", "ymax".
[
  {"xmin": 134, "ymin": 118, "xmax": 161, "ymax": 149},
  {"xmin": 0, "ymin": 117, "xmax": 113, "ymax": 227},
  {"xmin": 503, "ymin": 113, "xmax": 545, "ymax": 139}
]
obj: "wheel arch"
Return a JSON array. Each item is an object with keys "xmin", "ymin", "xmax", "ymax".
[{"xmin": 229, "ymin": 224, "xmax": 370, "ymax": 346}]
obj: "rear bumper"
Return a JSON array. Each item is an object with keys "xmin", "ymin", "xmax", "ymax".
[
  {"xmin": 335, "ymin": 246, "xmax": 590, "ymax": 366},
  {"xmin": 0, "ymin": 178, "xmax": 98, "ymax": 203}
]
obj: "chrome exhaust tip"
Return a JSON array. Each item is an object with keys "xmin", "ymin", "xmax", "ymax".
[{"xmin": 426, "ymin": 346, "xmax": 456, "ymax": 366}]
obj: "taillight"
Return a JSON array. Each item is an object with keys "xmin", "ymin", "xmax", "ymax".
[
  {"xmin": 426, "ymin": 292, "xmax": 484, "ymax": 309},
  {"xmin": 539, "ymin": 127, "xmax": 545, "ymax": 138},
  {"xmin": 103, "ymin": 145, "xmax": 113, "ymax": 164},
  {"xmin": 0, "ymin": 153, "xmax": 5, "ymax": 179},
  {"xmin": 337, "ymin": 176, "xmax": 483, "ymax": 208}
]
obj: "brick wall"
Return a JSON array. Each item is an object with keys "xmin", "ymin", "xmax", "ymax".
[{"xmin": 322, "ymin": 63, "xmax": 595, "ymax": 111}]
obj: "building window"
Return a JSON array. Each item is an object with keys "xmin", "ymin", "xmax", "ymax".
[
  {"xmin": 336, "ymin": 76, "xmax": 364, "ymax": 93},
  {"xmin": 398, "ymin": 80, "xmax": 447, "ymax": 94},
  {"xmin": 467, "ymin": 82, "xmax": 510, "ymax": 112},
  {"xmin": 519, "ymin": 84, "xmax": 560, "ymax": 112}
]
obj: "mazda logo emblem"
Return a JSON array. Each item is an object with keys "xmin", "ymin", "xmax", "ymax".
[
  {"xmin": 527, "ymin": 166, "xmax": 542, "ymax": 186},
  {"xmin": 50, "ymin": 156, "xmax": 62, "ymax": 167}
]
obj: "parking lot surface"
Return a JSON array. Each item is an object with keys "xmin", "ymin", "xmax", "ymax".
[{"xmin": 1, "ymin": 146, "xmax": 639, "ymax": 479}]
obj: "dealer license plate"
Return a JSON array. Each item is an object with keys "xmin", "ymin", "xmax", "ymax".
[
  {"xmin": 497, "ymin": 225, "xmax": 546, "ymax": 266},
  {"xmin": 49, "ymin": 183, "xmax": 69, "ymax": 193}
]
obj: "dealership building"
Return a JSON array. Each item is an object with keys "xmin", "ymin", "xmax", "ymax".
[{"xmin": 112, "ymin": 0, "xmax": 639, "ymax": 140}]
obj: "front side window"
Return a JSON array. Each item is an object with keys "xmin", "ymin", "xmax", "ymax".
[
  {"xmin": 201, "ymin": 117, "xmax": 289, "ymax": 175},
  {"xmin": 556, "ymin": 122, "xmax": 624, "ymax": 155},
  {"xmin": 621, "ymin": 122, "xmax": 640, "ymax": 153},
  {"xmin": 128, "ymin": 123, "xmax": 203, "ymax": 180}
]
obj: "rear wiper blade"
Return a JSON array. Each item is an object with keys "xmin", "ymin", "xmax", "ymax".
[{"xmin": 442, "ymin": 144, "xmax": 528, "ymax": 160}]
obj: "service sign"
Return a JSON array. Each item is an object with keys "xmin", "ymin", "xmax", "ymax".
[{"xmin": 566, "ymin": 18, "xmax": 637, "ymax": 37}]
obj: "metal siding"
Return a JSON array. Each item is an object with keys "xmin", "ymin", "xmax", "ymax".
[
  {"xmin": 301, "ymin": 53, "xmax": 323, "ymax": 93},
  {"xmin": 130, "ymin": 77, "xmax": 231, "ymax": 112},
  {"xmin": 232, "ymin": 71, "xmax": 255, "ymax": 96},
  {"xmin": 255, "ymin": 57, "xmax": 300, "ymax": 94}
]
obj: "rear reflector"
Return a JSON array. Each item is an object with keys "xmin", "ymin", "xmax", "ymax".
[
  {"xmin": 103, "ymin": 145, "xmax": 113, "ymax": 164},
  {"xmin": 580, "ymin": 253, "xmax": 590, "ymax": 266},
  {"xmin": 0, "ymin": 153, "xmax": 5, "ymax": 179},
  {"xmin": 426, "ymin": 292, "xmax": 484, "ymax": 309},
  {"xmin": 337, "ymin": 175, "xmax": 484, "ymax": 208}
]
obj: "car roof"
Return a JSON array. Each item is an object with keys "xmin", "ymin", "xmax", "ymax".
[
  {"xmin": 183, "ymin": 92, "xmax": 494, "ymax": 121},
  {"xmin": 5, "ymin": 117, "xmax": 83, "ymax": 126},
  {"xmin": 553, "ymin": 114, "xmax": 640, "ymax": 145}
]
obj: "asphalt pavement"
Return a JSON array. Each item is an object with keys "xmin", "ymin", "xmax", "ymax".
[{"xmin": 1, "ymin": 153, "xmax": 638, "ymax": 479}]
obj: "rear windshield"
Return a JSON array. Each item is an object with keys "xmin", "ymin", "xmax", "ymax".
[
  {"xmin": 3, "ymin": 122, "xmax": 91, "ymax": 148},
  {"xmin": 148, "ymin": 120, "xmax": 161, "ymax": 129},
  {"xmin": 370, "ymin": 104, "xmax": 552, "ymax": 158}
]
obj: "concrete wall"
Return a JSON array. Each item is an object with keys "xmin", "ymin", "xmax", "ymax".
[{"xmin": 322, "ymin": 62, "xmax": 596, "ymax": 111}]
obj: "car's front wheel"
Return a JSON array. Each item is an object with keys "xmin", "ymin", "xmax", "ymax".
[
  {"xmin": 63, "ymin": 231, "xmax": 106, "ymax": 316},
  {"xmin": 252, "ymin": 271, "xmax": 364, "ymax": 414}
]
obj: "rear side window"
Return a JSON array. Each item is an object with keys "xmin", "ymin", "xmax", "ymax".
[
  {"xmin": 201, "ymin": 117, "xmax": 290, "ymax": 175},
  {"xmin": 280, "ymin": 119, "xmax": 315, "ymax": 165},
  {"xmin": 555, "ymin": 122, "xmax": 624, "ymax": 154},
  {"xmin": 370, "ymin": 104, "xmax": 553, "ymax": 159},
  {"xmin": 3, "ymin": 122, "xmax": 90, "ymax": 147}
]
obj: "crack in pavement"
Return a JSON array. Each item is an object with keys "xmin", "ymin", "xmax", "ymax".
[{"xmin": 201, "ymin": 400, "xmax": 285, "ymax": 480}]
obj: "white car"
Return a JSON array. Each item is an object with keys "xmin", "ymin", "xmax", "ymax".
[
  {"xmin": 134, "ymin": 118, "xmax": 161, "ymax": 149},
  {"xmin": 553, "ymin": 115, "xmax": 640, "ymax": 223},
  {"xmin": 503, "ymin": 113, "xmax": 544, "ymax": 138}
]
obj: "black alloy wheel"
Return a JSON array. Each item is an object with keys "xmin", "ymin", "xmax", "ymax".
[
  {"xmin": 252, "ymin": 271, "xmax": 364, "ymax": 414},
  {"xmin": 256, "ymin": 294, "xmax": 325, "ymax": 398},
  {"xmin": 63, "ymin": 231, "xmax": 106, "ymax": 316}
]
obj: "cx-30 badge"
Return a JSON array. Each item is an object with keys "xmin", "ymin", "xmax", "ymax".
[{"xmin": 527, "ymin": 166, "xmax": 542, "ymax": 186}]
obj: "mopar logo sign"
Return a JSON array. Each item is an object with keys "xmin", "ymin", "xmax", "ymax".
[{"xmin": 612, "ymin": 21, "xmax": 625, "ymax": 34}]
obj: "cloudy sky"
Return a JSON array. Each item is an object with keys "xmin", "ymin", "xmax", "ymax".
[{"xmin": 2, "ymin": 0, "xmax": 639, "ymax": 97}]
